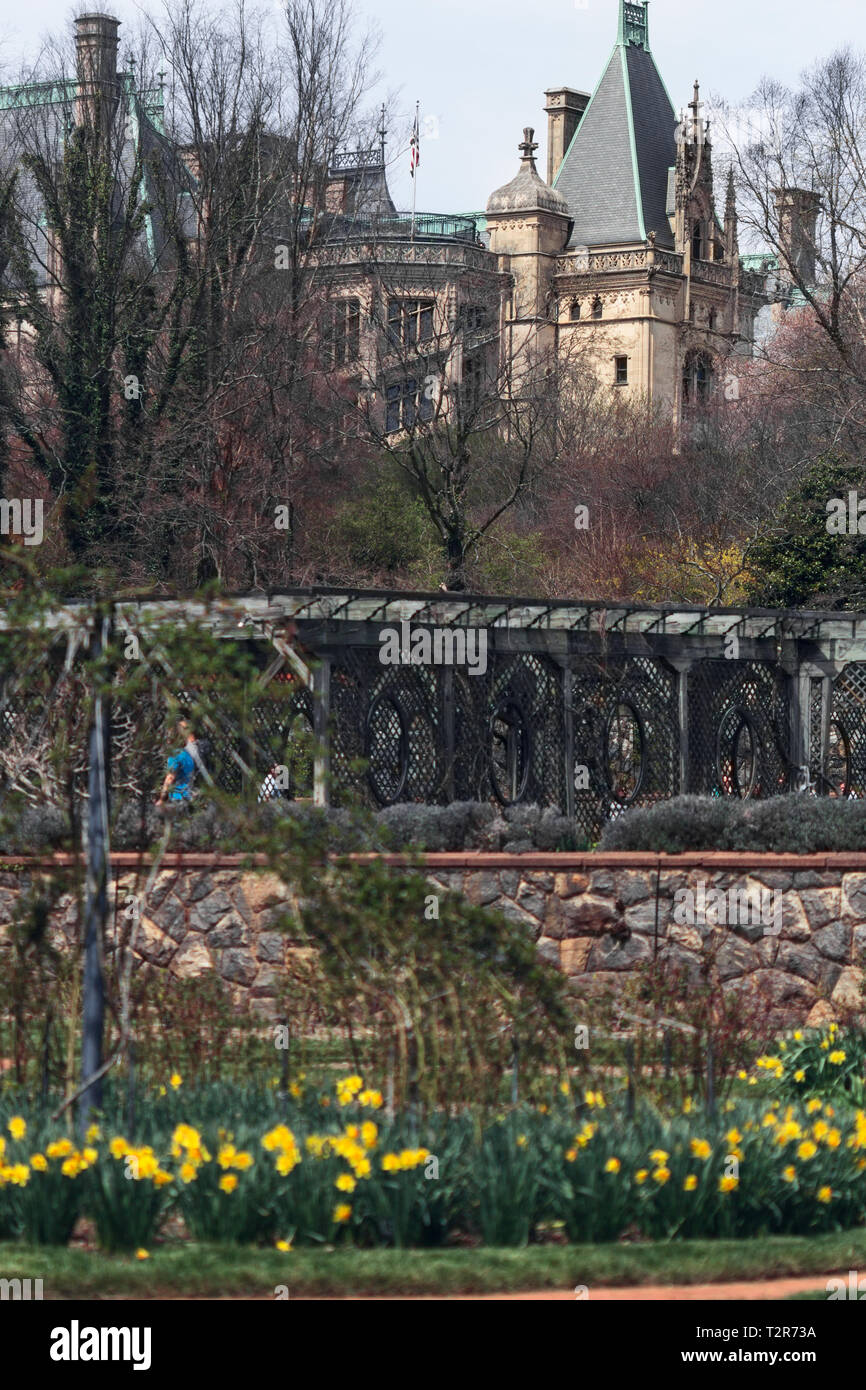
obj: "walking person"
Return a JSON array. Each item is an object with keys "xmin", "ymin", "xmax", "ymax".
[{"xmin": 156, "ymin": 717, "xmax": 202, "ymax": 807}]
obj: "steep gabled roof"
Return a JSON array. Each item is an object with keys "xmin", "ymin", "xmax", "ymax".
[{"xmin": 553, "ymin": 1, "xmax": 677, "ymax": 248}]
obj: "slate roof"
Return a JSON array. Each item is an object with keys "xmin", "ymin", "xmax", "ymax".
[
  {"xmin": 553, "ymin": 4, "xmax": 677, "ymax": 249},
  {"xmin": 0, "ymin": 76, "xmax": 195, "ymax": 288}
]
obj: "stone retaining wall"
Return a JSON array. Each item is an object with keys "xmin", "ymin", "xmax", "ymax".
[{"xmin": 3, "ymin": 852, "xmax": 866, "ymax": 1027}]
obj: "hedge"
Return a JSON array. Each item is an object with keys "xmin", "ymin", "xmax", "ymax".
[{"xmin": 599, "ymin": 794, "xmax": 866, "ymax": 854}]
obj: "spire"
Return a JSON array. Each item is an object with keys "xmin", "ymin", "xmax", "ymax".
[
  {"xmin": 556, "ymin": 0, "xmax": 675, "ymax": 247},
  {"xmin": 378, "ymin": 103, "xmax": 387, "ymax": 164},
  {"xmin": 725, "ymin": 166, "xmax": 738, "ymax": 258}
]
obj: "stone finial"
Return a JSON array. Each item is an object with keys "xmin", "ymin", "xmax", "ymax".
[{"xmin": 519, "ymin": 127, "xmax": 539, "ymax": 163}]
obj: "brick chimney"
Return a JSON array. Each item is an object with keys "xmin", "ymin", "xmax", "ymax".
[{"xmin": 74, "ymin": 13, "xmax": 121, "ymax": 133}]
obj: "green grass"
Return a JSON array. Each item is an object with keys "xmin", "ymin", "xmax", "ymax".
[{"xmin": 2, "ymin": 1230, "xmax": 864, "ymax": 1298}]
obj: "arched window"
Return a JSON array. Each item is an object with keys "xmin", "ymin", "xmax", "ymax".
[
  {"xmin": 591, "ymin": 296, "xmax": 603, "ymax": 320},
  {"xmin": 569, "ymin": 300, "xmax": 581, "ymax": 321},
  {"xmin": 708, "ymin": 307, "xmax": 717, "ymax": 331},
  {"xmin": 692, "ymin": 220, "xmax": 703, "ymax": 262},
  {"xmin": 682, "ymin": 350, "xmax": 714, "ymax": 405}
]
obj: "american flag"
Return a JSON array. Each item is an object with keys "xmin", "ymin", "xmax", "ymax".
[{"xmin": 410, "ymin": 108, "xmax": 420, "ymax": 177}]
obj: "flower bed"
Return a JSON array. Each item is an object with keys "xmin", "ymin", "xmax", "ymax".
[{"xmin": 2, "ymin": 1034, "xmax": 866, "ymax": 1250}]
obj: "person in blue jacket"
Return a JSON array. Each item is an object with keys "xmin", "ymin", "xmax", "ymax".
[{"xmin": 156, "ymin": 718, "xmax": 201, "ymax": 806}]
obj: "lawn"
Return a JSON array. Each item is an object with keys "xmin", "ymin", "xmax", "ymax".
[{"xmin": 2, "ymin": 1230, "xmax": 864, "ymax": 1297}]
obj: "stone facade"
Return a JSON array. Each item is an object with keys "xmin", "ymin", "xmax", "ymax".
[{"xmin": 2, "ymin": 853, "xmax": 866, "ymax": 1029}]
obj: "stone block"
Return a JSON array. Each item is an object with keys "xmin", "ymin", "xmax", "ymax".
[
  {"xmin": 550, "ymin": 894, "xmax": 619, "ymax": 940},
  {"xmin": 776, "ymin": 942, "xmax": 823, "ymax": 986},
  {"xmin": 831, "ymin": 966, "xmax": 865, "ymax": 1013},
  {"xmin": 256, "ymin": 932, "xmax": 286, "ymax": 964},
  {"xmin": 465, "ymin": 872, "xmax": 500, "ymax": 906},
  {"xmin": 842, "ymin": 873, "xmax": 866, "ymax": 921},
  {"xmin": 553, "ymin": 872, "xmax": 589, "ymax": 898},
  {"xmin": 812, "ymin": 921, "xmax": 852, "ymax": 962},
  {"xmin": 240, "ymin": 872, "xmax": 290, "ymax": 913},
  {"xmin": 171, "ymin": 937, "xmax": 214, "ymax": 979},
  {"xmin": 536, "ymin": 937, "xmax": 560, "ymax": 967},
  {"xmin": 587, "ymin": 932, "xmax": 652, "ymax": 972},
  {"xmin": 560, "ymin": 937, "xmax": 594, "ymax": 974},
  {"xmin": 218, "ymin": 948, "xmax": 258, "ymax": 986}
]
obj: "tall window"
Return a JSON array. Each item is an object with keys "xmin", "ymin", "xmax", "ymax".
[
  {"xmin": 691, "ymin": 220, "xmax": 703, "ymax": 262},
  {"xmin": 461, "ymin": 353, "xmax": 484, "ymax": 411},
  {"xmin": 459, "ymin": 304, "xmax": 488, "ymax": 332},
  {"xmin": 385, "ymin": 376, "xmax": 435, "ymax": 434},
  {"xmin": 569, "ymin": 300, "xmax": 581, "ymax": 321},
  {"xmin": 387, "ymin": 298, "xmax": 434, "ymax": 348},
  {"xmin": 682, "ymin": 350, "xmax": 714, "ymax": 404},
  {"xmin": 614, "ymin": 356, "xmax": 628, "ymax": 386},
  {"xmin": 591, "ymin": 296, "xmax": 603, "ymax": 320},
  {"xmin": 322, "ymin": 298, "xmax": 360, "ymax": 366}
]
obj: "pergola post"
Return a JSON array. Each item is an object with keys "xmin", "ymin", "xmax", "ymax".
[{"xmin": 312, "ymin": 656, "xmax": 331, "ymax": 807}]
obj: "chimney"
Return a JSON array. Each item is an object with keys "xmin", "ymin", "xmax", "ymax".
[
  {"xmin": 774, "ymin": 187, "xmax": 820, "ymax": 287},
  {"xmin": 74, "ymin": 13, "xmax": 121, "ymax": 133},
  {"xmin": 544, "ymin": 87, "xmax": 589, "ymax": 186}
]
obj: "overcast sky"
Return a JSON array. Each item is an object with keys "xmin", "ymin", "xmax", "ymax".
[{"xmin": 3, "ymin": 0, "xmax": 864, "ymax": 212}]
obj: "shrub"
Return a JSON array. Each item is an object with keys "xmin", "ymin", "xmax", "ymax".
[{"xmin": 599, "ymin": 793, "xmax": 866, "ymax": 854}]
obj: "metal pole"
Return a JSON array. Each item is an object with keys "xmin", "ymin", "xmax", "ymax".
[
  {"xmin": 411, "ymin": 101, "xmax": 418, "ymax": 241},
  {"xmin": 79, "ymin": 608, "xmax": 112, "ymax": 1135}
]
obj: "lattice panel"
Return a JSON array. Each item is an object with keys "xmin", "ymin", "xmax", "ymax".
[
  {"xmin": 452, "ymin": 651, "xmax": 566, "ymax": 808},
  {"xmin": 829, "ymin": 665, "xmax": 866, "ymax": 797},
  {"xmin": 687, "ymin": 660, "xmax": 791, "ymax": 798},
  {"xmin": 251, "ymin": 674, "xmax": 315, "ymax": 799},
  {"xmin": 809, "ymin": 676, "xmax": 825, "ymax": 790},
  {"xmin": 571, "ymin": 656, "xmax": 678, "ymax": 841},
  {"xmin": 330, "ymin": 647, "xmax": 446, "ymax": 808}
]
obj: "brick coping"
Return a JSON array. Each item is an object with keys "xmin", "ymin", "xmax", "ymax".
[{"xmin": 4, "ymin": 850, "xmax": 866, "ymax": 871}]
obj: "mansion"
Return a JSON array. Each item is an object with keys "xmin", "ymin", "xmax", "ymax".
[
  {"xmin": 1, "ymin": 3, "xmax": 813, "ymax": 434},
  {"xmin": 312, "ymin": 1, "xmax": 810, "ymax": 426}
]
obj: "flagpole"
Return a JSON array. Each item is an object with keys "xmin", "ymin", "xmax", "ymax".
[{"xmin": 411, "ymin": 100, "xmax": 419, "ymax": 242}]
